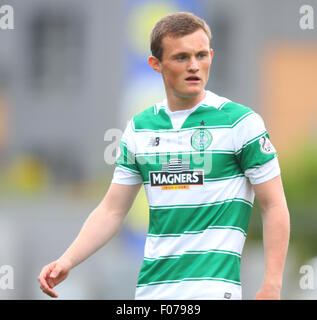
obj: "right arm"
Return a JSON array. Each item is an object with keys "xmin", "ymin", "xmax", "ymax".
[{"xmin": 38, "ymin": 182, "xmax": 141, "ymax": 298}]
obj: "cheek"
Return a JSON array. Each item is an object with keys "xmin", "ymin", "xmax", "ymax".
[
  {"xmin": 201, "ymin": 61, "xmax": 211, "ymax": 77},
  {"xmin": 163, "ymin": 64, "xmax": 184, "ymax": 80}
]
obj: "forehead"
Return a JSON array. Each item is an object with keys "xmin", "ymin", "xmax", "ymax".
[{"xmin": 161, "ymin": 29, "xmax": 210, "ymax": 57}]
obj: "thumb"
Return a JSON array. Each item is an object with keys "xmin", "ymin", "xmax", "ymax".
[{"xmin": 50, "ymin": 265, "xmax": 61, "ymax": 278}]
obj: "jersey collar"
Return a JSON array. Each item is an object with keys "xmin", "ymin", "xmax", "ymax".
[{"xmin": 155, "ymin": 90, "xmax": 231, "ymax": 115}]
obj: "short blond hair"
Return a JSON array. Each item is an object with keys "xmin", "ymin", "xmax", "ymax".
[{"xmin": 150, "ymin": 12, "xmax": 212, "ymax": 61}]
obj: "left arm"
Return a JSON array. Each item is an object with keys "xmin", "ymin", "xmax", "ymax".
[{"xmin": 252, "ymin": 175, "xmax": 290, "ymax": 300}]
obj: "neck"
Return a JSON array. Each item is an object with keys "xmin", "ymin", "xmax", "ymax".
[{"xmin": 167, "ymin": 90, "xmax": 207, "ymax": 112}]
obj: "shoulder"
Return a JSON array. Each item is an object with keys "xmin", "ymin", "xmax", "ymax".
[
  {"xmin": 132, "ymin": 102, "xmax": 172, "ymax": 131},
  {"xmin": 219, "ymin": 101, "xmax": 255, "ymax": 126},
  {"xmin": 133, "ymin": 105, "xmax": 156, "ymax": 125},
  {"xmin": 202, "ymin": 91, "xmax": 256, "ymax": 127}
]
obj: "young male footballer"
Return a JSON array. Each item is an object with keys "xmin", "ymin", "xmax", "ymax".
[{"xmin": 38, "ymin": 12, "xmax": 290, "ymax": 300}]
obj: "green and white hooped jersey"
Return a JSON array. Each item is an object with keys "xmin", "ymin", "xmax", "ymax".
[{"xmin": 112, "ymin": 90, "xmax": 280, "ymax": 300}]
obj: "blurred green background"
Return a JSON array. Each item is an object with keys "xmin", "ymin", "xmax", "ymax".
[{"xmin": 0, "ymin": 0, "xmax": 316, "ymax": 299}]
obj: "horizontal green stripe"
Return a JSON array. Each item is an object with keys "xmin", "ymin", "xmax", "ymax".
[
  {"xmin": 148, "ymin": 226, "xmax": 247, "ymax": 238},
  {"xmin": 181, "ymin": 106, "xmax": 230, "ymax": 129},
  {"xmin": 148, "ymin": 200, "xmax": 252, "ymax": 236},
  {"xmin": 136, "ymin": 277, "xmax": 241, "ymax": 288},
  {"xmin": 133, "ymin": 101, "xmax": 254, "ymax": 132},
  {"xmin": 132, "ymin": 118, "xmax": 253, "ymax": 132},
  {"xmin": 136, "ymin": 152, "xmax": 241, "ymax": 181},
  {"xmin": 144, "ymin": 249, "xmax": 241, "ymax": 261},
  {"xmin": 236, "ymin": 133, "xmax": 277, "ymax": 172},
  {"xmin": 235, "ymin": 131, "xmax": 267, "ymax": 155},
  {"xmin": 133, "ymin": 125, "xmax": 232, "ymax": 132},
  {"xmin": 137, "ymin": 250, "xmax": 241, "ymax": 287},
  {"xmin": 177, "ymin": 104, "xmax": 254, "ymax": 130},
  {"xmin": 135, "ymin": 150, "xmax": 235, "ymax": 157},
  {"xmin": 187, "ymin": 225, "xmax": 246, "ymax": 236}
]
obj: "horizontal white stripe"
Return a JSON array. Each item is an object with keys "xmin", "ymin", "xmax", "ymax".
[
  {"xmin": 111, "ymin": 166, "xmax": 143, "ymax": 185},
  {"xmin": 144, "ymin": 228, "xmax": 246, "ymax": 260},
  {"xmin": 144, "ymin": 176, "xmax": 254, "ymax": 207},
  {"xmin": 233, "ymin": 112, "xmax": 268, "ymax": 151},
  {"xmin": 133, "ymin": 128, "xmax": 235, "ymax": 155},
  {"xmin": 135, "ymin": 279, "xmax": 241, "ymax": 300},
  {"xmin": 245, "ymin": 157, "xmax": 280, "ymax": 185},
  {"xmin": 150, "ymin": 198, "xmax": 252, "ymax": 210}
]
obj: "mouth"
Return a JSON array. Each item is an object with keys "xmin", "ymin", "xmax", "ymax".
[{"xmin": 185, "ymin": 76, "xmax": 201, "ymax": 83}]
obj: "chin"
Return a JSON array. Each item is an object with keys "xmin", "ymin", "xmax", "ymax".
[{"xmin": 180, "ymin": 88, "xmax": 203, "ymax": 98}]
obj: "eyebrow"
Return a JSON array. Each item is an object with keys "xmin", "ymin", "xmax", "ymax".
[{"xmin": 171, "ymin": 50, "xmax": 209, "ymax": 58}]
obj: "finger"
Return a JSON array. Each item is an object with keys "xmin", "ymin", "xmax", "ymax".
[
  {"xmin": 39, "ymin": 264, "xmax": 55, "ymax": 281},
  {"xmin": 40, "ymin": 283, "xmax": 58, "ymax": 298},
  {"xmin": 38, "ymin": 273, "xmax": 49, "ymax": 289},
  {"xmin": 43, "ymin": 287, "xmax": 58, "ymax": 298},
  {"xmin": 38, "ymin": 266, "xmax": 52, "ymax": 287},
  {"xmin": 38, "ymin": 262, "xmax": 62, "ymax": 298},
  {"xmin": 38, "ymin": 264, "xmax": 58, "ymax": 291}
]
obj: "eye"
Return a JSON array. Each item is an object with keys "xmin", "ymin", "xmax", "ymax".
[
  {"xmin": 198, "ymin": 52, "xmax": 208, "ymax": 59},
  {"xmin": 175, "ymin": 55, "xmax": 187, "ymax": 61}
]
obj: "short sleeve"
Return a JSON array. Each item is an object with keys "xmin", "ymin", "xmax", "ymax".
[
  {"xmin": 245, "ymin": 157, "xmax": 281, "ymax": 185},
  {"xmin": 233, "ymin": 112, "xmax": 278, "ymax": 173},
  {"xmin": 111, "ymin": 120, "xmax": 143, "ymax": 185}
]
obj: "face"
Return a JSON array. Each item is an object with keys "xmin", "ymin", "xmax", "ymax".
[{"xmin": 149, "ymin": 29, "xmax": 213, "ymax": 102}]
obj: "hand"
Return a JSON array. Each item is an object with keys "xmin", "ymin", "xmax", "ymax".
[
  {"xmin": 38, "ymin": 259, "xmax": 71, "ymax": 298},
  {"xmin": 255, "ymin": 285, "xmax": 281, "ymax": 300}
]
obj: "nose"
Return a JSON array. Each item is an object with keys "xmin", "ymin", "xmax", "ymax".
[{"xmin": 188, "ymin": 57, "xmax": 199, "ymax": 73}]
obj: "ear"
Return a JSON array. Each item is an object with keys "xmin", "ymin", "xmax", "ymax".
[
  {"xmin": 148, "ymin": 56, "xmax": 162, "ymax": 73},
  {"xmin": 210, "ymin": 48, "xmax": 214, "ymax": 61}
]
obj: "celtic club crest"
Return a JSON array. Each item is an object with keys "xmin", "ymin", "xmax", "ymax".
[{"xmin": 191, "ymin": 128, "xmax": 212, "ymax": 151}]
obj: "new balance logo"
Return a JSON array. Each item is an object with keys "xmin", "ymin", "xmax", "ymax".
[{"xmin": 148, "ymin": 136, "xmax": 160, "ymax": 147}]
